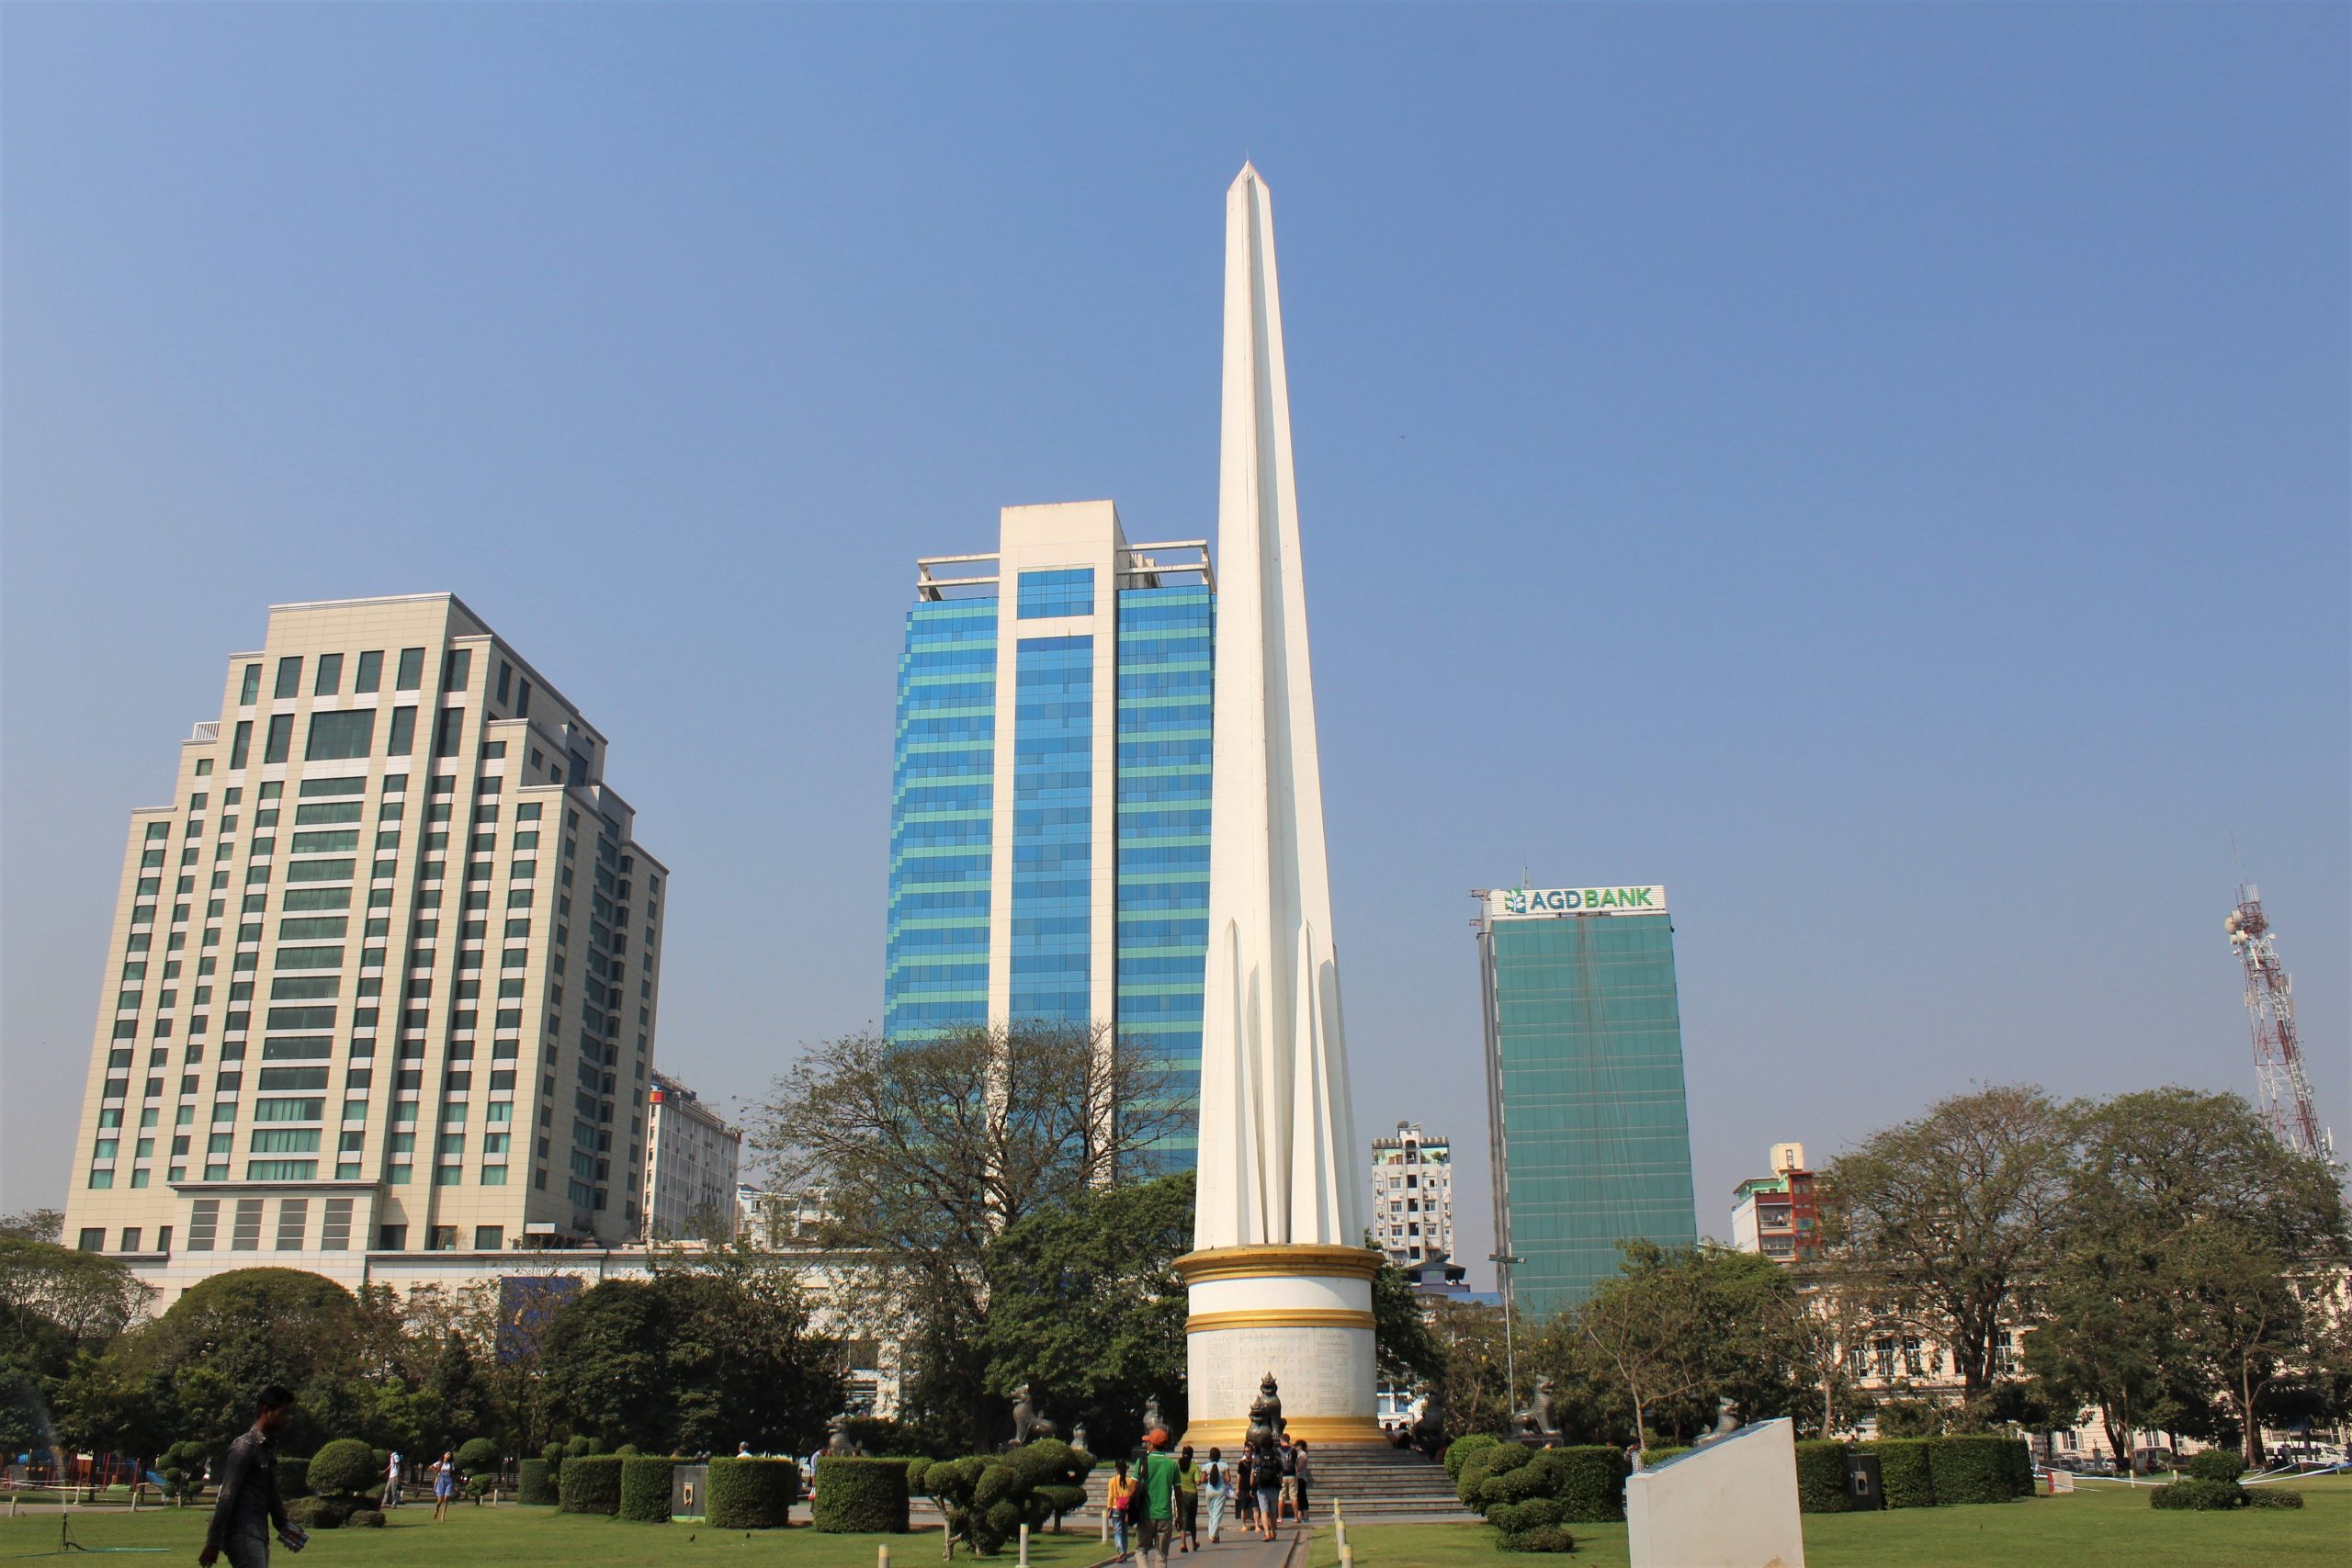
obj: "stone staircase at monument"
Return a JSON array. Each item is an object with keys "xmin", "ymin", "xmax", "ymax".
[
  {"xmin": 1077, "ymin": 1447, "xmax": 1472, "ymax": 1524},
  {"xmin": 1308, "ymin": 1446, "xmax": 1475, "ymax": 1520}
]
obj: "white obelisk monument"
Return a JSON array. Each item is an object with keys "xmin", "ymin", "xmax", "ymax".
[{"xmin": 1177, "ymin": 164, "xmax": 1380, "ymax": 1449}]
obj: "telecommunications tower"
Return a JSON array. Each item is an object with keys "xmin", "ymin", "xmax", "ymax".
[{"xmin": 2223, "ymin": 886, "xmax": 2334, "ymax": 1158}]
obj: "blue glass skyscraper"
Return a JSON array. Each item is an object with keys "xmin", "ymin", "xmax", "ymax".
[{"xmin": 885, "ymin": 502, "xmax": 1213, "ymax": 1167}]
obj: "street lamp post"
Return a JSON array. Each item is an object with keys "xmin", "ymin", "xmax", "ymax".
[{"xmin": 1488, "ymin": 1251, "xmax": 1523, "ymax": 1416}]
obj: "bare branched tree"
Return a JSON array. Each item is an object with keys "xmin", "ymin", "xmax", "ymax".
[{"xmin": 744, "ymin": 1021, "xmax": 1193, "ymax": 1447}]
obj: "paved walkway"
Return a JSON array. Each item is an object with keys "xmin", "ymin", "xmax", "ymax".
[{"xmin": 1088, "ymin": 1522, "xmax": 1311, "ymax": 1568}]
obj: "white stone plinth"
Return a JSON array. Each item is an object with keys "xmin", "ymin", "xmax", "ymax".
[
  {"xmin": 1175, "ymin": 1243, "xmax": 1385, "ymax": 1448},
  {"xmin": 1626, "ymin": 1418, "xmax": 1806, "ymax": 1568}
]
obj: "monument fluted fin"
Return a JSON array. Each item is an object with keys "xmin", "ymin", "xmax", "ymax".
[{"xmin": 1194, "ymin": 162, "xmax": 1363, "ymax": 1255}]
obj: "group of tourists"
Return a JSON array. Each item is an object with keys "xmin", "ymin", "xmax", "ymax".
[{"xmin": 1103, "ymin": 1427, "xmax": 1315, "ymax": 1564}]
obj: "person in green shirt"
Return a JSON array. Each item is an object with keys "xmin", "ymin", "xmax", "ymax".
[
  {"xmin": 1175, "ymin": 1445, "xmax": 1201, "ymax": 1552},
  {"xmin": 1136, "ymin": 1428, "xmax": 1180, "ymax": 1568}
]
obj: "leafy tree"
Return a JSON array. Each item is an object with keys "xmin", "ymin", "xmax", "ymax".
[
  {"xmin": 1823, "ymin": 1084, "xmax": 2075, "ymax": 1399},
  {"xmin": 541, "ymin": 1247, "xmax": 842, "ymax": 1454},
  {"xmin": 2029, "ymin": 1088, "xmax": 2347, "ymax": 1465},
  {"xmin": 976, "ymin": 1171, "xmax": 1191, "ymax": 1456},
  {"xmin": 2, "ymin": 1236, "xmax": 153, "ymax": 1455},
  {"xmin": 0, "ymin": 1211, "xmax": 63, "ymax": 1244},
  {"xmin": 1558, "ymin": 1241, "xmax": 1807, "ymax": 1447},
  {"xmin": 1421, "ymin": 1298, "xmax": 1516, "ymax": 1439},
  {"xmin": 109, "ymin": 1268, "xmax": 364, "ymax": 1450},
  {"xmin": 746, "ymin": 1021, "xmax": 1192, "ymax": 1449},
  {"xmin": 1372, "ymin": 1257, "xmax": 1447, "ymax": 1388}
]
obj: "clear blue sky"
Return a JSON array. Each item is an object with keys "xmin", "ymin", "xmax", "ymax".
[{"xmin": 5, "ymin": 6, "xmax": 2345, "ymax": 1275}]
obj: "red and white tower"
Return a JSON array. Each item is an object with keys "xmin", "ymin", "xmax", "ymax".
[{"xmin": 2224, "ymin": 886, "xmax": 2334, "ymax": 1158}]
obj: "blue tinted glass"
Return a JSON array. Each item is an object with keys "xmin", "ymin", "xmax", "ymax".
[
  {"xmin": 883, "ymin": 598, "xmax": 997, "ymax": 1040},
  {"xmin": 1009, "ymin": 636, "xmax": 1092, "ymax": 1021},
  {"xmin": 1017, "ymin": 569, "xmax": 1095, "ymax": 619},
  {"xmin": 1114, "ymin": 586, "xmax": 1213, "ymax": 1166}
]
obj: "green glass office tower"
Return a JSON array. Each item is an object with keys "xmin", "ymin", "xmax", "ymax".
[
  {"xmin": 885, "ymin": 502, "xmax": 1212, "ymax": 1168},
  {"xmin": 1476, "ymin": 885, "xmax": 1698, "ymax": 1318}
]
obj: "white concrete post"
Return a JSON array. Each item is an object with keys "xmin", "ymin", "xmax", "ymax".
[
  {"xmin": 1339, "ymin": 1546, "xmax": 1354, "ymax": 1568},
  {"xmin": 1017, "ymin": 1522, "xmax": 1029, "ymax": 1565},
  {"xmin": 876, "ymin": 1548, "xmax": 890, "ymax": 1568}
]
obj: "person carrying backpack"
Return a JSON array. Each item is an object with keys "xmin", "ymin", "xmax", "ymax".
[{"xmin": 1105, "ymin": 1459, "xmax": 1136, "ymax": 1564}]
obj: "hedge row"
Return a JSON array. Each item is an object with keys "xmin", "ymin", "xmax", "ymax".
[
  {"xmin": 517, "ymin": 1460, "xmax": 558, "ymax": 1506},
  {"xmin": 813, "ymin": 1457, "xmax": 910, "ymax": 1535},
  {"xmin": 1794, "ymin": 1440, "xmax": 1856, "ymax": 1514},
  {"xmin": 708, "ymin": 1457, "xmax": 802, "ymax": 1529},
  {"xmin": 1873, "ymin": 1438, "xmax": 1938, "ymax": 1508},
  {"xmin": 558, "ymin": 1454, "xmax": 625, "ymax": 1515},
  {"xmin": 617, "ymin": 1457, "xmax": 679, "ymax": 1523}
]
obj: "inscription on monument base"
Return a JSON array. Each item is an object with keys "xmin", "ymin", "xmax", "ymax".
[{"xmin": 1187, "ymin": 1325, "xmax": 1374, "ymax": 1425}]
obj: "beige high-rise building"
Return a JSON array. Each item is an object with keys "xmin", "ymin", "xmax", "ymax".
[{"xmin": 60, "ymin": 594, "xmax": 665, "ymax": 1291}]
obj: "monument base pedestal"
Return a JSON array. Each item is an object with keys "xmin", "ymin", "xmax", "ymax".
[{"xmin": 1174, "ymin": 1244, "xmax": 1385, "ymax": 1449}]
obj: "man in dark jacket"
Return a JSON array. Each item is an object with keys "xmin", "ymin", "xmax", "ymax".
[{"xmin": 198, "ymin": 1386, "xmax": 296, "ymax": 1568}]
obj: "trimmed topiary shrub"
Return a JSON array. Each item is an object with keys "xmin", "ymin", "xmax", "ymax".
[
  {"xmin": 816, "ymin": 1456, "xmax": 910, "ymax": 1536},
  {"xmin": 1868, "ymin": 1438, "xmax": 1937, "ymax": 1508},
  {"xmin": 456, "ymin": 1438, "xmax": 500, "ymax": 1475},
  {"xmin": 2185, "ymin": 1450, "xmax": 2246, "ymax": 1484},
  {"xmin": 1497, "ymin": 1525, "xmax": 1576, "ymax": 1552},
  {"xmin": 347, "ymin": 1509, "xmax": 385, "ymax": 1529},
  {"xmin": 617, "ymin": 1457, "xmax": 676, "ymax": 1522},
  {"xmin": 1445, "ymin": 1433, "xmax": 1501, "ymax": 1480},
  {"xmin": 277, "ymin": 1457, "xmax": 311, "ymax": 1501},
  {"xmin": 288, "ymin": 1498, "xmax": 351, "ymax": 1530},
  {"xmin": 308, "ymin": 1438, "xmax": 378, "ymax": 1503},
  {"xmin": 1487, "ymin": 1498, "xmax": 1566, "ymax": 1534},
  {"xmin": 2151, "ymin": 1478, "xmax": 2243, "ymax": 1510},
  {"xmin": 2245, "ymin": 1487, "xmax": 2304, "ymax": 1508},
  {"xmin": 1459, "ymin": 1439, "xmax": 1530, "ymax": 1508},
  {"xmin": 160, "ymin": 1440, "xmax": 209, "ymax": 1505},
  {"xmin": 562, "ymin": 1435, "xmax": 598, "ymax": 1461},
  {"xmin": 1544, "ymin": 1448, "xmax": 1632, "ymax": 1524},
  {"xmin": 1928, "ymin": 1434, "xmax": 2023, "ymax": 1506},
  {"xmin": 707, "ymin": 1456, "xmax": 801, "ymax": 1529},
  {"xmin": 614, "ymin": 1443, "xmax": 640, "ymax": 1458},
  {"xmin": 517, "ymin": 1459, "xmax": 557, "ymax": 1506},
  {"xmin": 910, "ymin": 1443, "xmax": 1092, "ymax": 1552},
  {"xmin": 1641, "ymin": 1446, "xmax": 1690, "ymax": 1466},
  {"xmin": 1795, "ymin": 1440, "xmax": 1858, "ymax": 1513},
  {"xmin": 465, "ymin": 1473, "xmax": 493, "ymax": 1502},
  {"xmin": 558, "ymin": 1453, "xmax": 625, "ymax": 1515}
]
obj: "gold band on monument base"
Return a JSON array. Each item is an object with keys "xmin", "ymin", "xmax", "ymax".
[
  {"xmin": 1184, "ymin": 1308, "xmax": 1375, "ymax": 1333},
  {"xmin": 1181, "ymin": 1416, "xmax": 1390, "ymax": 1447},
  {"xmin": 1172, "ymin": 1244, "xmax": 1385, "ymax": 1286}
]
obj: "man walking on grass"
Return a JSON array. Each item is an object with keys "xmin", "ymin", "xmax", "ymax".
[{"xmin": 198, "ymin": 1387, "xmax": 296, "ymax": 1568}]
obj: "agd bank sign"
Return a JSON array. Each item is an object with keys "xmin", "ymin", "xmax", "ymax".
[{"xmin": 1488, "ymin": 885, "xmax": 1667, "ymax": 919}]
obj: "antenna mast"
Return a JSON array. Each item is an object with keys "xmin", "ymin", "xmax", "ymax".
[{"xmin": 2224, "ymin": 885, "xmax": 2333, "ymax": 1158}]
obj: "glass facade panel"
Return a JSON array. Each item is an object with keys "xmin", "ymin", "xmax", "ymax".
[
  {"xmin": 1008, "ymin": 636, "xmax": 1091, "ymax": 1021},
  {"xmin": 1016, "ymin": 568, "xmax": 1095, "ymax": 619},
  {"xmin": 883, "ymin": 599, "xmax": 997, "ymax": 1039},
  {"xmin": 1487, "ymin": 910, "xmax": 1697, "ymax": 1317},
  {"xmin": 1114, "ymin": 587, "xmax": 1212, "ymax": 1167}
]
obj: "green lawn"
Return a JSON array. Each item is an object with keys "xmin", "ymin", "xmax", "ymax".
[
  {"xmin": 1310, "ymin": 1475, "xmax": 2352, "ymax": 1567},
  {"xmin": 0, "ymin": 1503, "xmax": 1112, "ymax": 1565}
]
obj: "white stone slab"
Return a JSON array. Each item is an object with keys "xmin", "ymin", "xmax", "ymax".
[{"xmin": 1626, "ymin": 1417, "xmax": 1806, "ymax": 1568}]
